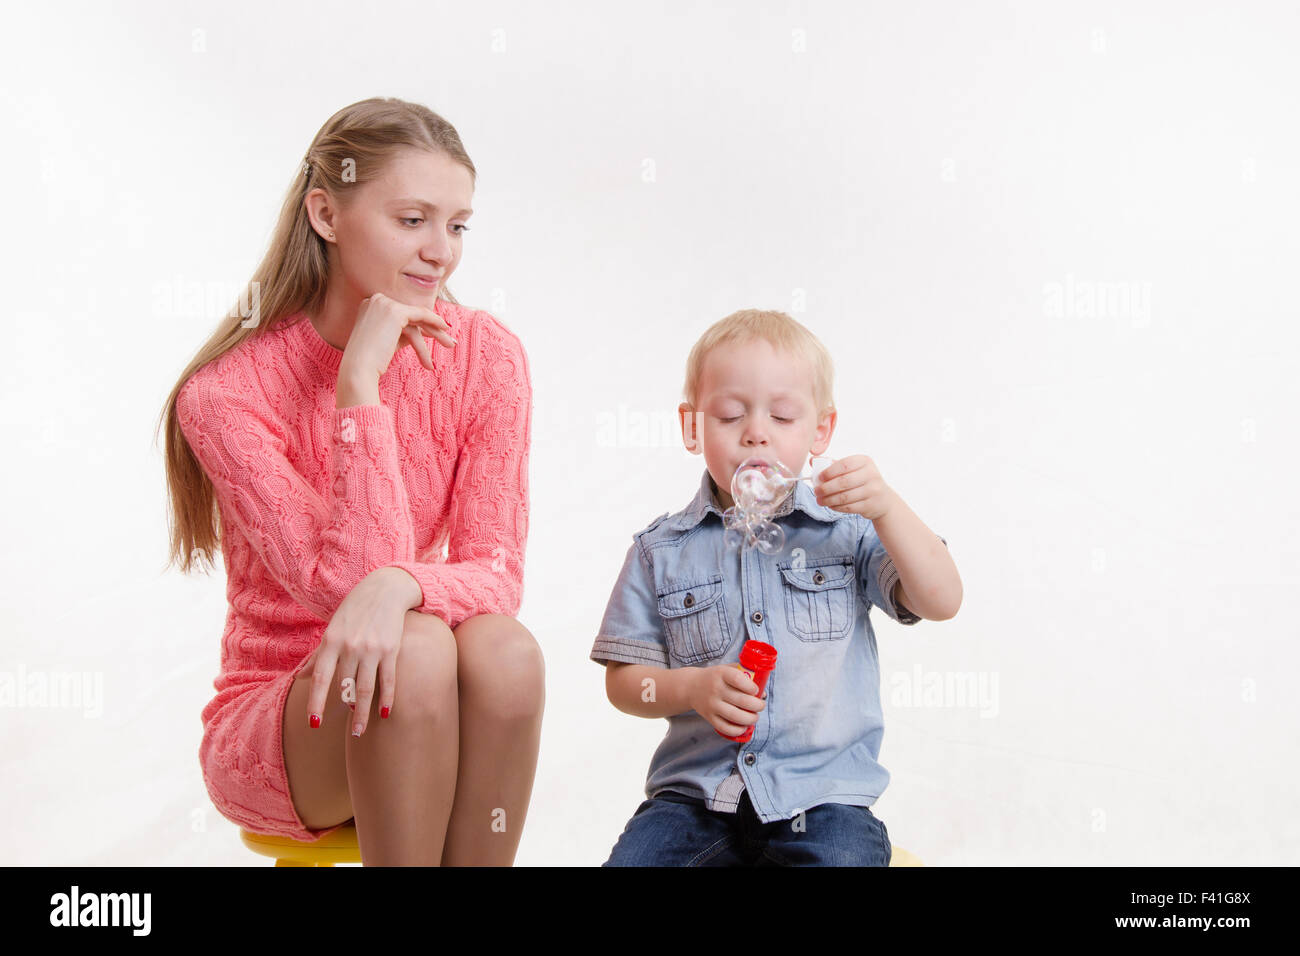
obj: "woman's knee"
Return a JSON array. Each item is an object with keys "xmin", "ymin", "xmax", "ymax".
[
  {"xmin": 454, "ymin": 615, "xmax": 545, "ymax": 721},
  {"xmin": 390, "ymin": 610, "xmax": 458, "ymax": 719}
]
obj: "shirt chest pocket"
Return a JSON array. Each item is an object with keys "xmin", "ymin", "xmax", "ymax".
[
  {"xmin": 656, "ymin": 576, "xmax": 731, "ymax": 666},
  {"xmin": 779, "ymin": 557, "xmax": 856, "ymax": 641}
]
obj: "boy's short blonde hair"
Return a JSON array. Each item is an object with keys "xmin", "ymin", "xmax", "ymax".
[{"xmin": 683, "ymin": 309, "xmax": 835, "ymax": 415}]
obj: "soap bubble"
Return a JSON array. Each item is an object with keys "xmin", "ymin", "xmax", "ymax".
[
  {"xmin": 723, "ymin": 455, "xmax": 838, "ymax": 554},
  {"xmin": 731, "ymin": 458, "xmax": 793, "ymax": 511},
  {"xmin": 753, "ymin": 522, "xmax": 786, "ymax": 554}
]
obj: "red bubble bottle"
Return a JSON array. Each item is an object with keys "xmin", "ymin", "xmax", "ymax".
[{"xmin": 720, "ymin": 640, "xmax": 778, "ymax": 743}]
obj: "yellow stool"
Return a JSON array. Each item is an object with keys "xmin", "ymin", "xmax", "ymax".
[
  {"xmin": 240, "ymin": 823, "xmax": 361, "ymax": 866},
  {"xmin": 889, "ymin": 845, "xmax": 924, "ymax": 866}
]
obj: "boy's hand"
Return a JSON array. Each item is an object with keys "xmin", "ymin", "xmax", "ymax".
[
  {"xmin": 814, "ymin": 454, "xmax": 899, "ymax": 521},
  {"xmin": 687, "ymin": 665, "xmax": 766, "ymax": 738}
]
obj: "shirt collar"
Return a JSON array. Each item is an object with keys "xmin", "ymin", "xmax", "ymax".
[{"xmin": 664, "ymin": 467, "xmax": 842, "ymax": 532}]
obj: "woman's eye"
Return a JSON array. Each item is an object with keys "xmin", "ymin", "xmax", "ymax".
[
  {"xmin": 718, "ymin": 416, "xmax": 741, "ymax": 424},
  {"xmin": 401, "ymin": 218, "xmax": 469, "ymax": 234},
  {"xmin": 772, "ymin": 416, "xmax": 793, "ymax": 423}
]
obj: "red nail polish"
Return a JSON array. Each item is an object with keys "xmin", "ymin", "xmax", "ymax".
[
  {"xmin": 348, "ymin": 702, "xmax": 354, "ymax": 710},
  {"xmin": 380, "ymin": 706, "xmax": 390, "ymax": 719},
  {"xmin": 309, "ymin": 714, "xmax": 321, "ymax": 729}
]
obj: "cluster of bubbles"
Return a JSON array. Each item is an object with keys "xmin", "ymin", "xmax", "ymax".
[{"xmin": 722, "ymin": 456, "xmax": 832, "ymax": 554}]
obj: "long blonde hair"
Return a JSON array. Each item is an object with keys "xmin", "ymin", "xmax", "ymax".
[{"xmin": 156, "ymin": 97, "xmax": 476, "ymax": 575}]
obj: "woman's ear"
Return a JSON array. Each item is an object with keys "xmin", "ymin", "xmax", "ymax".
[{"xmin": 304, "ymin": 187, "xmax": 338, "ymax": 243}]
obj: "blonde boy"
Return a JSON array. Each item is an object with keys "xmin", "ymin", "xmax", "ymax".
[{"xmin": 591, "ymin": 309, "xmax": 961, "ymax": 866}]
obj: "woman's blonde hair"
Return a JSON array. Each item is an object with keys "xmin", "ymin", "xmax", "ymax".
[
  {"xmin": 156, "ymin": 97, "xmax": 475, "ymax": 575},
  {"xmin": 682, "ymin": 309, "xmax": 835, "ymax": 415}
]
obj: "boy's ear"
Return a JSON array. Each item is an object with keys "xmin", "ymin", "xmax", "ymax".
[
  {"xmin": 679, "ymin": 402, "xmax": 701, "ymax": 454},
  {"xmin": 809, "ymin": 407, "xmax": 837, "ymax": 455}
]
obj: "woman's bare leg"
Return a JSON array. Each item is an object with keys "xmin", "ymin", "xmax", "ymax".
[
  {"xmin": 282, "ymin": 609, "xmax": 460, "ymax": 865},
  {"xmin": 282, "ymin": 659, "xmax": 354, "ymax": 831},
  {"xmin": 346, "ymin": 611, "xmax": 460, "ymax": 865},
  {"xmin": 439, "ymin": 614, "xmax": 545, "ymax": 866}
]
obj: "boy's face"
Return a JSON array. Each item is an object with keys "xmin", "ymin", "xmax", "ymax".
[{"xmin": 679, "ymin": 338, "xmax": 836, "ymax": 511}]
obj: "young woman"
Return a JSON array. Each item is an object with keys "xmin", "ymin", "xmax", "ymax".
[{"xmin": 158, "ymin": 97, "xmax": 543, "ymax": 865}]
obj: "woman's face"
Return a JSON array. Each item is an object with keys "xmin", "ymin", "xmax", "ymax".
[{"xmin": 312, "ymin": 146, "xmax": 474, "ymax": 306}]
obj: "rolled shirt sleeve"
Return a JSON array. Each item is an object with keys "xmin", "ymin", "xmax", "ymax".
[
  {"xmin": 859, "ymin": 523, "xmax": 949, "ymax": 626},
  {"xmin": 590, "ymin": 537, "xmax": 670, "ymax": 668}
]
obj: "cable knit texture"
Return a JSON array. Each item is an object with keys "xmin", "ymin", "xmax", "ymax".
[{"xmin": 176, "ymin": 299, "xmax": 531, "ymax": 840}]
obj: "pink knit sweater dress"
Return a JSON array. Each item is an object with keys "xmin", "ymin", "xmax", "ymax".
[{"xmin": 176, "ymin": 299, "xmax": 531, "ymax": 841}]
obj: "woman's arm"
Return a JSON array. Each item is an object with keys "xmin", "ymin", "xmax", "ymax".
[
  {"xmin": 176, "ymin": 372, "xmax": 420, "ymax": 622},
  {"xmin": 386, "ymin": 315, "xmax": 531, "ymax": 630}
]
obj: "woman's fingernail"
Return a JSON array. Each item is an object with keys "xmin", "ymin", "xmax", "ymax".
[
  {"xmin": 348, "ymin": 702, "xmax": 354, "ymax": 710},
  {"xmin": 309, "ymin": 714, "xmax": 321, "ymax": 729},
  {"xmin": 380, "ymin": 706, "xmax": 390, "ymax": 719},
  {"xmin": 352, "ymin": 724, "xmax": 362, "ymax": 737}
]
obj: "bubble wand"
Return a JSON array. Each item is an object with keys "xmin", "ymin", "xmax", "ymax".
[{"xmin": 722, "ymin": 455, "xmax": 833, "ymax": 554}]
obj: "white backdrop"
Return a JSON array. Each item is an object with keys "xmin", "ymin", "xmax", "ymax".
[{"xmin": 1, "ymin": 0, "xmax": 1296, "ymax": 865}]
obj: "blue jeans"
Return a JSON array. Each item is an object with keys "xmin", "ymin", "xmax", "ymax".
[{"xmin": 602, "ymin": 788, "xmax": 892, "ymax": 866}]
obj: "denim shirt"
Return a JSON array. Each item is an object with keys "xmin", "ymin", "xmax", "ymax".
[{"xmin": 591, "ymin": 467, "xmax": 948, "ymax": 823}]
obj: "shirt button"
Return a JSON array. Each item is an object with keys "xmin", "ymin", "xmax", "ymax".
[
  {"xmin": 684, "ymin": 593, "xmax": 694, "ymax": 608},
  {"xmin": 813, "ymin": 571, "xmax": 826, "ymax": 585},
  {"xmin": 744, "ymin": 752, "xmax": 757, "ymax": 766},
  {"xmin": 751, "ymin": 611, "xmax": 763, "ymax": 625}
]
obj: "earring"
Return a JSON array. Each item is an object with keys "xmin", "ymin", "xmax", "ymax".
[{"xmin": 329, "ymin": 232, "xmax": 335, "ymax": 241}]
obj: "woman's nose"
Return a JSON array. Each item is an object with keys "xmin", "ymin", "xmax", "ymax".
[{"xmin": 421, "ymin": 234, "xmax": 453, "ymax": 264}]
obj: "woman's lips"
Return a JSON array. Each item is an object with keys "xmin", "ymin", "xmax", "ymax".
[{"xmin": 404, "ymin": 273, "xmax": 440, "ymax": 289}]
